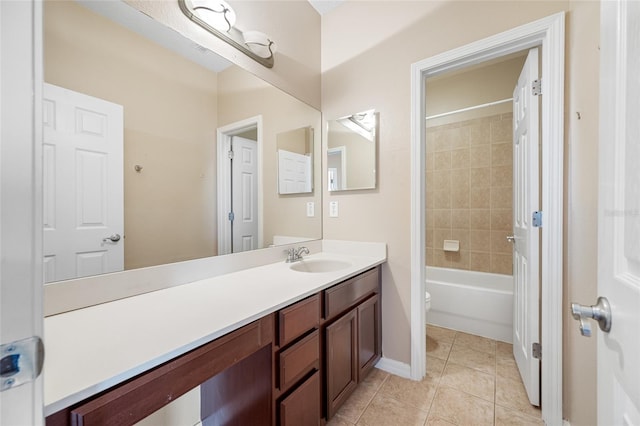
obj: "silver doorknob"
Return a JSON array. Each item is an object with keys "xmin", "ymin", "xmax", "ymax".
[
  {"xmin": 102, "ymin": 234, "xmax": 121, "ymax": 243},
  {"xmin": 571, "ymin": 297, "xmax": 612, "ymax": 337},
  {"xmin": 506, "ymin": 235, "xmax": 515, "ymax": 243}
]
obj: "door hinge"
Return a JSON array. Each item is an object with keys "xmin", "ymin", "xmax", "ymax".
[
  {"xmin": 532, "ymin": 342, "xmax": 542, "ymax": 359},
  {"xmin": 0, "ymin": 337, "xmax": 44, "ymax": 392},
  {"xmin": 532, "ymin": 211, "xmax": 543, "ymax": 227},
  {"xmin": 532, "ymin": 79, "xmax": 542, "ymax": 96},
  {"xmin": 228, "ymin": 211, "xmax": 235, "ymax": 222},
  {"xmin": 227, "ymin": 150, "xmax": 234, "ymax": 159}
]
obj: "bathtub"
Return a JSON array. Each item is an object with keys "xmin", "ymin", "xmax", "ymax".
[{"xmin": 426, "ymin": 266, "xmax": 513, "ymax": 343}]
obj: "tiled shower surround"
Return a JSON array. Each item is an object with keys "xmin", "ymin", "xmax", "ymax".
[{"xmin": 426, "ymin": 112, "xmax": 513, "ymax": 275}]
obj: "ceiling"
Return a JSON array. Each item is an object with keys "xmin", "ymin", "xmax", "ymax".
[{"xmin": 308, "ymin": 0, "xmax": 344, "ymax": 15}]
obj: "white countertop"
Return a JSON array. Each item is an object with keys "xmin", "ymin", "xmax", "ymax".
[{"xmin": 44, "ymin": 245, "xmax": 386, "ymax": 416}]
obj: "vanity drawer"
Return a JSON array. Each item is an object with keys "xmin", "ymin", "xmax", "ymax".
[
  {"xmin": 324, "ymin": 267, "xmax": 379, "ymax": 319},
  {"xmin": 278, "ymin": 293, "xmax": 320, "ymax": 347},
  {"xmin": 279, "ymin": 370, "xmax": 321, "ymax": 426},
  {"xmin": 278, "ymin": 330, "xmax": 319, "ymax": 392}
]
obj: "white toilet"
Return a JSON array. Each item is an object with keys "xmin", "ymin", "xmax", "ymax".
[{"xmin": 425, "ymin": 291, "xmax": 431, "ymax": 315}]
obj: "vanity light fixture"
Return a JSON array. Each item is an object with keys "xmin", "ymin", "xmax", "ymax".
[
  {"xmin": 189, "ymin": 0, "xmax": 236, "ymax": 32},
  {"xmin": 178, "ymin": 0, "xmax": 275, "ymax": 68}
]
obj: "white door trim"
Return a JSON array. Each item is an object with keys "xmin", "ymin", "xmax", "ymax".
[
  {"xmin": 327, "ymin": 146, "xmax": 347, "ymax": 190},
  {"xmin": 410, "ymin": 12, "xmax": 565, "ymax": 425},
  {"xmin": 0, "ymin": 0, "xmax": 44, "ymax": 423},
  {"xmin": 216, "ymin": 116, "xmax": 263, "ymax": 255}
]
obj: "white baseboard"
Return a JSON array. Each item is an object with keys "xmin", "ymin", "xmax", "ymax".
[{"xmin": 375, "ymin": 357, "xmax": 411, "ymax": 379}]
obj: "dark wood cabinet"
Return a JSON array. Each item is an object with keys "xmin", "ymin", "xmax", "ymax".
[
  {"xmin": 325, "ymin": 309, "xmax": 358, "ymax": 418},
  {"xmin": 357, "ymin": 293, "xmax": 381, "ymax": 380},
  {"xmin": 45, "ymin": 266, "xmax": 382, "ymax": 426},
  {"xmin": 273, "ymin": 294, "xmax": 321, "ymax": 425},
  {"xmin": 278, "ymin": 371, "xmax": 321, "ymax": 426},
  {"xmin": 323, "ymin": 267, "xmax": 382, "ymax": 421}
]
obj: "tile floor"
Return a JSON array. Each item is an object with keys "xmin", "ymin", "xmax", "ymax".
[{"xmin": 327, "ymin": 325, "xmax": 542, "ymax": 426}]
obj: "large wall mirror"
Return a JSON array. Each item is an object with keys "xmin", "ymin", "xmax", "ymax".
[
  {"xmin": 326, "ymin": 109, "xmax": 378, "ymax": 191},
  {"xmin": 42, "ymin": 0, "xmax": 322, "ymax": 283}
]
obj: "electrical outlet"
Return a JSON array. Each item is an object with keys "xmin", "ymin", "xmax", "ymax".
[
  {"xmin": 329, "ymin": 201, "xmax": 338, "ymax": 217},
  {"xmin": 306, "ymin": 202, "xmax": 315, "ymax": 217}
]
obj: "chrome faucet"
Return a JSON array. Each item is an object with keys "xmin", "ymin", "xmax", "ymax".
[{"xmin": 285, "ymin": 246, "xmax": 309, "ymax": 263}]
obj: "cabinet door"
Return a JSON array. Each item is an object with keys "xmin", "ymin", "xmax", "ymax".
[
  {"xmin": 357, "ymin": 294, "xmax": 381, "ymax": 380},
  {"xmin": 325, "ymin": 309, "xmax": 358, "ymax": 419}
]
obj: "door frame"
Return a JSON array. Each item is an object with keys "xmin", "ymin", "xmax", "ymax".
[
  {"xmin": 410, "ymin": 12, "xmax": 565, "ymax": 424},
  {"xmin": 327, "ymin": 146, "xmax": 347, "ymax": 190},
  {"xmin": 0, "ymin": 0, "xmax": 44, "ymax": 424},
  {"xmin": 216, "ymin": 116, "xmax": 263, "ymax": 255}
]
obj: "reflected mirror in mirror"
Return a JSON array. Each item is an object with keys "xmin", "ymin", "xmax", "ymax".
[
  {"xmin": 277, "ymin": 127, "xmax": 314, "ymax": 195},
  {"xmin": 43, "ymin": 0, "xmax": 321, "ymax": 283},
  {"xmin": 327, "ymin": 109, "xmax": 377, "ymax": 191}
]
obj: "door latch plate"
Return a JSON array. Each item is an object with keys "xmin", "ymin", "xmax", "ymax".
[{"xmin": 0, "ymin": 336, "xmax": 44, "ymax": 392}]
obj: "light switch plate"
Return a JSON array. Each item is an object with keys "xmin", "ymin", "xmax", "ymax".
[
  {"xmin": 329, "ymin": 201, "xmax": 338, "ymax": 217},
  {"xmin": 306, "ymin": 202, "xmax": 315, "ymax": 217}
]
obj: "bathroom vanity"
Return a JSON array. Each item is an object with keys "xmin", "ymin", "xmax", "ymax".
[{"xmin": 43, "ymin": 244, "xmax": 385, "ymax": 425}]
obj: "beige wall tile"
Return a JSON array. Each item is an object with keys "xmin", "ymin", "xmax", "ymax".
[
  {"xmin": 491, "ymin": 165, "xmax": 512, "ymax": 187},
  {"xmin": 447, "ymin": 249, "xmax": 469, "ymax": 270},
  {"xmin": 432, "ymin": 130, "xmax": 450, "ymax": 152},
  {"xmin": 451, "ymin": 148, "xmax": 470, "ymax": 169},
  {"xmin": 433, "ymin": 210, "xmax": 452, "ymax": 228},
  {"xmin": 491, "ymin": 209, "xmax": 513, "ymax": 231},
  {"xmin": 470, "ymin": 209, "xmax": 491, "ymax": 230},
  {"xmin": 470, "ymin": 230, "xmax": 490, "ymax": 251},
  {"xmin": 451, "ymin": 126, "xmax": 470, "ymax": 149},
  {"xmin": 451, "ymin": 209, "xmax": 469, "ymax": 229},
  {"xmin": 426, "ymin": 170, "xmax": 434, "ymax": 188},
  {"xmin": 451, "ymin": 186, "xmax": 470, "ymax": 208},
  {"xmin": 470, "ymin": 252, "xmax": 491, "ymax": 272},
  {"xmin": 426, "ymin": 153, "xmax": 435, "ymax": 171},
  {"xmin": 470, "ymin": 167, "xmax": 491, "ymax": 188},
  {"xmin": 468, "ymin": 121, "xmax": 490, "ymax": 146},
  {"xmin": 490, "ymin": 117, "xmax": 512, "ymax": 143},
  {"xmin": 434, "ymin": 151, "xmax": 452, "ymax": 170},
  {"xmin": 426, "ymin": 209, "xmax": 435, "ymax": 229},
  {"xmin": 451, "ymin": 228, "xmax": 470, "ymax": 251},
  {"xmin": 469, "ymin": 144, "xmax": 491, "ymax": 168},
  {"xmin": 433, "ymin": 170, "xmax": 451, "ymax": 191},
  {"xmin": 451, "ymin": 168, "xmax": 470, "ymax": 189},
  {"xmin": 434, "ymin": 228, "xmax": 453, "ymax": 248},
  {"xmin": 470, "ymin": 187, "xmax": 491, "ymax": 208},
  {"xmin": 491, "ymin": 186, "xmax": 513, "ymax": 209},
  {"xmin": 426, "ymin": 248, "xmax": 434, "ymax": 266},
  {"xmin": 433, "ymin": 249, "xmax": 450, "ymax": 268},
  {"xmin": 491, "ymin": 142, "xmax": 513, "ymax": 167},
  {"xmin": 426, "ymin": 229, "xmax": 434, "ymax": 248},
  {"xmin": 491, "ymin": 253, "xmax": 513, "ymax": 275},
  {"xmin": 433, "ymin": 190, "xmax": 451, "ymax": 209},
  {"xmin": 491, "ymin": 230, "xmax": 513, "ymax": 254}
]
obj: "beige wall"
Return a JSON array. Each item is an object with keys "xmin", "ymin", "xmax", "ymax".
[
  {"xmin": 322, "ymin": 1, "xmax": 600, "ymax": 423},
  {"xmin": 44, "ymin": 1, "xmax": 218, "ymax": 270},
  {"xmin": 426, "ymin": 113, "xmax": 514, "ymax": 274},
  {"xmin": 127, "ymin": 0, "xmax": 321, "ymax": 109},
  {"xmin": 563, "ymin": 1, "xmax": 600, "ymax": 424},
  {"xmin": 217, "ymin": 67, "xmax": 322, "ymax": 245}
]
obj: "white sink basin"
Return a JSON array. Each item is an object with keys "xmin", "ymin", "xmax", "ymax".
[{"xmin": 289, "ymin": 259, "xmax": 352, "ymax": 273}]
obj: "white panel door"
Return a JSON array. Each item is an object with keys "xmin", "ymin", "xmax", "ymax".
[
  {"xmin": 231, "ymin": 136, "xmax": 258, "ymax": 253},
  {"xmin": 512, "ymin": 48, "xmax": 540, "ymax": 406},
  {"xmin": 598, "ymin": 1, "xmax": 640, "ymax": 423},
  {"xmin": 0, "ymin": 1, "xmax": 44, "ymax": 424},
  {"xmin": 43, "ymin": 83, "xmax": 123, "ymax": 282},
  {"xmin": 277, "ymin": 149, "xmax": 311, "ymax": 194}
]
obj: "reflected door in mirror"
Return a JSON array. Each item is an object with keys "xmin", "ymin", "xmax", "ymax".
[{"xmin": 43, "ymin": 84, "xmax": 124, "ymax": 282}]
